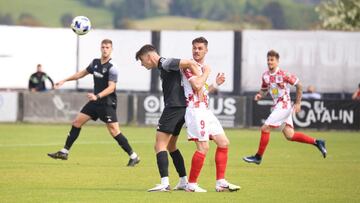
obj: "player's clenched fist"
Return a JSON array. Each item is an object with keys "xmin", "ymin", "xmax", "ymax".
[{"xmin": 254, "ymin": 93, "xmax": 262, "ymax": 101}]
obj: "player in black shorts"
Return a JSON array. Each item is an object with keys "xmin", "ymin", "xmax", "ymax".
[
  {"xmin": 47, "ymin": 39, "xmax": 140, "ymax": 167},
  {"xmin": 136, "ymin": 44, "xmax": 208, "ymax": 191}
]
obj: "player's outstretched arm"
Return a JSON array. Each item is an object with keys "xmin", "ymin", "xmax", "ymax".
[
  {"xmin": 293, "ymin": 81, "xmax": 303, "ymax": 113},
  {"xmin": 54, "ymin": 69, "xmax": 89, "ymax": 89}
]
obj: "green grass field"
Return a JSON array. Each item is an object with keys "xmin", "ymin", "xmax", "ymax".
[{"xmin": 0, "ymin": 124, "xmax": 359, "ymax": 202}]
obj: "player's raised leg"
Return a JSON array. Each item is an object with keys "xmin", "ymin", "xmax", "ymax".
[
  {"xmin": 282, "ymin": 126, "xmax": 327, "ymax": 158},
  {"xmin": 106, "ymin": 122, "xmax": 140, "ymax": 166},
  {"xmin": 48, "ymin": 112, "xmax": 91, "ymax": 160}
]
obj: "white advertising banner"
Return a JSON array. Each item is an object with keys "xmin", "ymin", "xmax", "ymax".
[
  {"xmin": 242, "ymin": 31, "xmax": 360, "ymax": 93},
  {"xmin": 0, "ymin": 25, "xmax": 77, "ymax": 89},
  {"xmin": 78, "ymin": 30, "xmax": 152, "ymax": 91},
  {"xmin": 161, "ymin": 31, "xmax": 234, "ymax": 92},
  {"xmin": 0, "ymin": 92, "xmax": 18, "ymax": 122}
]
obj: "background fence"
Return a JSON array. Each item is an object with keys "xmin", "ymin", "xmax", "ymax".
[{"xmin": 1, "ymin": 92, "xmax": 359, "ymax": 130}]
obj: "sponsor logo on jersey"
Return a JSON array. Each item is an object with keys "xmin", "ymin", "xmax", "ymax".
[{"xmin": 94, "ymin": 72, "xmax": 104, "ymax": 78}]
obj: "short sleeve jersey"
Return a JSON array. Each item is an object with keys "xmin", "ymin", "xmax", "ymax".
[
  {"xmin": 261, "ymin": 68, "xmax": 298, "ymax": 109},
  {"xmin": 158, "ymin": 57, "xmax": 186, "ymax": 107},
  {"xmin": 181, "ymin": 62, "xmax": 209, "ymax": 108},
  {"xmin": 86, "ymin": 58, "xmax": 118, "ymax": 106}
]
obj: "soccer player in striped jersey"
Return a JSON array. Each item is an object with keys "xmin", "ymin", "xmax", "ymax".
[
  {"xmin": 181, "ymin": 37, "xmax": 240, "ymax": 192},
  {"xmin": 243, "ymin": 50, "xmax": 327, "ymax": 165}
]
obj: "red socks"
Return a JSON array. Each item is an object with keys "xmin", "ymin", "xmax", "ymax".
[
  {"xmin": 257, "ymin": 131, "xmax": 270, "ymax": 156},
  {"xmin": 291, "ymin": 132, "xmax": 316, "ymax": 144},
  {"xmin": 215, "ymin": 147, "xmax": 228, "ymax": 180},
  {"xmin": 188, "ymin": 151, "xmax": 206, "ymax": 183}
]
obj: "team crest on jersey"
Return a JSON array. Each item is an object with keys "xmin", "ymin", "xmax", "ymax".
[
  {"xmin": 276, "ymin": 76, "xmax": 283, "ymax": 83},
  {"xmin": 102, "ymin": 68, "xmax": 107, "ymax": 74},
  {"xmin": 94, "ymin": 65, "xmax": 98, "ymax": 69}
]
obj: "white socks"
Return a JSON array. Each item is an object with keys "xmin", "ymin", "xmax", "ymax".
[
  {"xmin": 130, "ymin": 152, "xmax": 138, "ymax": 159},
  {"xmin": 161, "ymin": 177, "xmax": 169, "ymax": 186},
  {"xmin": 180, "ymin": 176, "xmax": 188, "ymax": 185},
  {"xmin": 60, "ymin": 148, "xmax": 69, "ymax": 154}
]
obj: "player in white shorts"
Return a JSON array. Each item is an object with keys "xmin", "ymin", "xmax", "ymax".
[
  {"xmin": 243, "ymin": 50, "xmax": 327, "ymax": 165},
  {"xmin": 182, "ymin": 37, "xmax": 240, "ymax": 193}
]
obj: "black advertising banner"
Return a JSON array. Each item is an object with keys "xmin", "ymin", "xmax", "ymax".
[
  {"xmin": 252, "ymin": 100, "xmax": 360, "ymax": 130},
  {"xmin": 136, "ymin": 94, "xmax": 246, "ymax": 127}
]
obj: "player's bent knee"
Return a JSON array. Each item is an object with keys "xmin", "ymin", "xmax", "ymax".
[
  {"xmin": 72, "ymin": 120, "xmax": 82, "ymax": 128},
  {"xmin": 282, "ymin": 131, "xmax": 293, "ymax": 141},
  {"xmin": 167, "ymin": 145, "xmax": 177, "ymax": 152}
]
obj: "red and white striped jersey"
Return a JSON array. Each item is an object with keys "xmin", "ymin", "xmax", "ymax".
[
  {"xmin": 261, "ymin": 67, "xmax": 299, "ymax": 109},
  {"xmin": 181, "ymin": 63, "xmax": 209, "ymax": 108}
]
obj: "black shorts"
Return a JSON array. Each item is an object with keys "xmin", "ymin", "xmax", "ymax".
[
  {"xmin": 80, "ymin": 101, "xmax": 118, "ymax": 123},
  {"xmin": 157, "ymin": 107, "xmax": 186, "ymax": 136}
]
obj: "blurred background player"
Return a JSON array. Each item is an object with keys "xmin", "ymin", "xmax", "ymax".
[
  {"xmin": 352, "ymin": 83, "xmax": 360, "ymax": 101},
  {"xmin": 48, "ymin": 39, "xmax": 140, "ymax": 167},
  {"xmin": 182, "ymin": 37, "xmax": 240, "ymax": 192},
  {"xmin": 28, "ymin": 64, "xmax": 54, "ymax": 92},
  {"xmin": 243, "ymin": 50, "xmax": 327, "ymax": 165},
  {"xmin": 302, "ymin": 85, "xmax": 321, "ymax": 100},
  {"xmin": 136, "ymin": 44, "xmax": 203, "ymax": 192}
]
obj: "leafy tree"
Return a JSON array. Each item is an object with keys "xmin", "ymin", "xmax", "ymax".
[
  {"xmin": 169, "ymin": 0, "xmax": 201, "ymax": 18},
  {"xmin": 244, "ymin": 0, "xmax": 259, "ymax": 16},
  {"xmin": 83, "ymin": 0, "xmax": 105, "ymax": 7},
  {"xmin": 316, "ymin": 0, "xmax": 360, "ymax": 31},
  {"xmin": 262, "ymin": 1, "xmax": 287, "ymax": 29}
]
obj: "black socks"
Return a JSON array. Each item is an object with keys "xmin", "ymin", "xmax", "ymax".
[
  {"xmin": 170, "ymin": 149, "xmax": 186, "ymax": 177},
  {"xmin": 114, "ymin": 133, "xmax": 133, "ymax": 156},
  {"xmin": 64, "ymin": 126, "xmax": 81, "ymax": 150},
  {"xmin": 157, "ymin": 151, "xmax": 169, "ymax": 178}
]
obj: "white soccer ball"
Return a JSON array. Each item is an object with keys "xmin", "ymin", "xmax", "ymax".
[{"xmin": 71, "ymin": 16, "xmax": 91, "ymax": 35}]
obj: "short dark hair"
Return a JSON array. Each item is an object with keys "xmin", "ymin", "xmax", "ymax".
[
  {"xmin": 192, "ymin": 37, "xmax": 208, "ymax": 46},
  {"xmin": 101, "ymin": 39, "xmax": 112, "ymax": 45},
  {"xmin": 135, "ymin": 44, "xmax": 157, "ymax": 60},
  {"xmin": 267, "ymin": 50, "xmax": 280, "ymax": 59}
]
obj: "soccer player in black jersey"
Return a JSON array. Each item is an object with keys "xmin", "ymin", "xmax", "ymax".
[
  {"xmin": 47, "ymin": 39, "xmax": 140, "ymax": 167},
  {"xmin": 136, "ymin": 44, "xmax": 208, "ymax": 192}
]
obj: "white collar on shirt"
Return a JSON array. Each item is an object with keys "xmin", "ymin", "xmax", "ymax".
[{"xmin": 269, "ymin": 67, "xmax": 280, "ymax": 75}]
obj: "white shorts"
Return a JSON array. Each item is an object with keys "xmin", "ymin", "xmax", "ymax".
[
  {"xmin": 264, "ymin": 102, "xmax": 294, "ymax": 128},
  {"xmin": 185, "ymin": 106, "xmax": 225, "ymax": 141}
]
